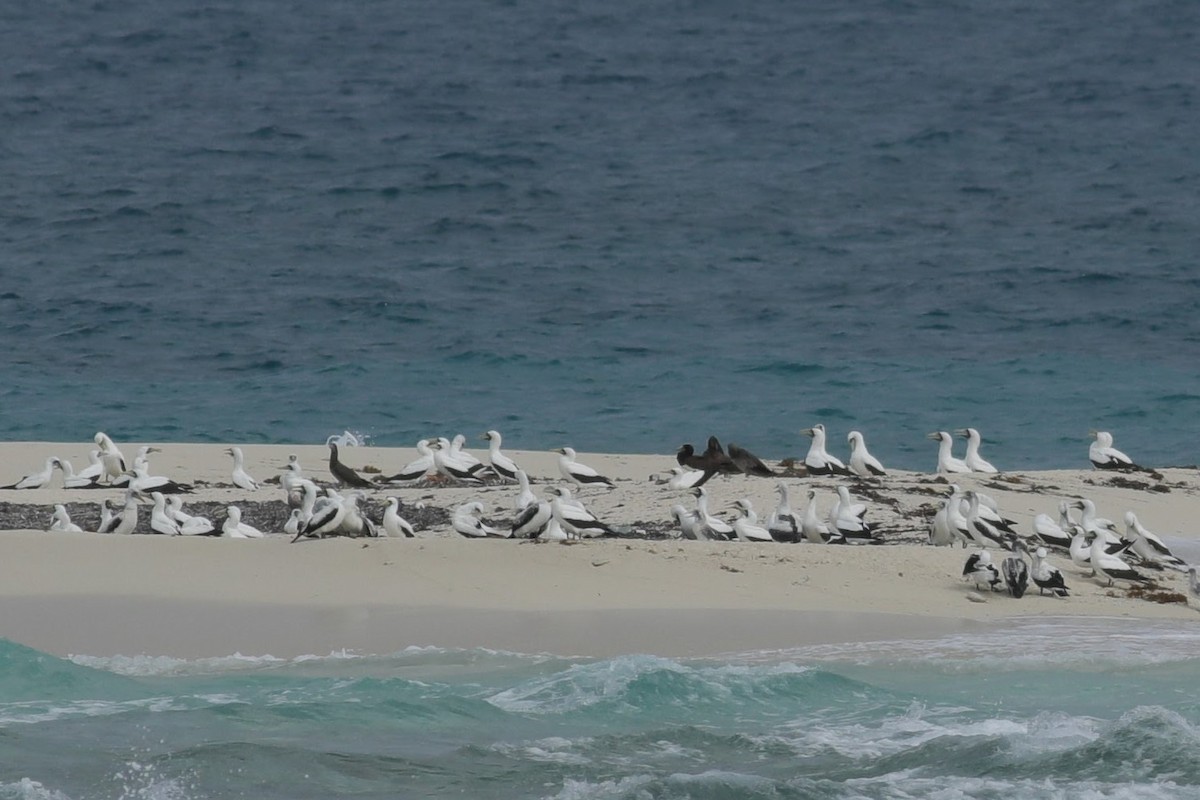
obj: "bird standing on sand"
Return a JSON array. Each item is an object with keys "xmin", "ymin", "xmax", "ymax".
[
  {"xmin": 956, "ymin": 428, "xmax": 998, "ymax": 473},
  {"xmin": 453, "ymin": 501, "xmax": 506, "ymax": 538},
  {"xmin": 963, "ymin": 550, "xmax": 1002, "ymax": 591},
  {"xmin": 768, "ymin": 482, "xmax": 800, "ymax": 543},
  {"xmin": 482, "ymin": 430, "xmax": 520, "ymax": 482},
  {"xmin": 847, "ymin": 431, "xmax": 886, "ymax": 477},
  {"xmin": 48, "ymin": 504, "xmax": 83, "ymax": 533},
  {"xmin": 94, "ymin": 432, "xmax": 127, "ymax": 484},
  {"xmin": 2, "ymin": 457, "xmax": 58, "ymax": 490},
  {"xmin": 1089, "ymin": 530, "xmax": 1150, "ymax": 586},
  {"xmin": 730, "ymin": 499, "xmax": 774, "ymax": 542},
  {"xmin": 223, "ymin": 506, "xmax": 265, "ymax": 539},
  {"xmin": 1002, "ymin": 543, "xmax": 1030, "ymax": 598},
  {"xmin": 383, "ymin": 497, "xmax": 416, "ymax": 538},
  {"xmin": 1089, "ymin": 430, "xmax": 1142, "ymax": 471},
  {"xmin": 381, "ymin": 440, "xmax": 435, "ymax": 483},
  {"xmin": 928, "ymin": 431, "xmax": 970, "ymax": 474},
  {"xmin": 149, "ymin": 492, "xmax": 182, "ymax": 536},
  {"xmin": 556, "ymin": 447, "xmax": 615, "ymax": 489},
  {"xmin": 1031, "ymin": 546, "xmax": 1070, "ymax": 597},
  {"xmin": 327, "ymin": 441, "xmax": 372, "ymax": 488},
  {"xmin": 227, "ymin": 447, "xmax": 259, "ymax": 490},
  {"xmin": 800, "ymin": 424, "xmax": 849, "ymax": 476}
]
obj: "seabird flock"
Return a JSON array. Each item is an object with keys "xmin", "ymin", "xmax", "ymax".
[{"xmin": 4, "ymin": 426, "xmax": 1196, "ymax": 603}]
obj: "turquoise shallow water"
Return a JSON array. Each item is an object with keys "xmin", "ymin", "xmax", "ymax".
[
  {"xmin": 3, "ymin": 618, "xmax": 1200, "ymax": 799},
  {"xmin": 3, "ymin": 0, "xmax": 1200, "ymax": 469}
]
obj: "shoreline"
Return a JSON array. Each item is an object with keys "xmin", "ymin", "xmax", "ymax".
[{"xmin": 2, "ymin": 441, "xmax": 1198, "ymax": 658}]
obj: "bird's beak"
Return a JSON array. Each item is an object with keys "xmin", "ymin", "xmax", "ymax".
[
  {"xmin": 800, "ymin": 428, "xmax": 815, "ymax": 437},
  {"xmin": 926, "ymin": 432, "xmax": 942, "ymax": 440},
  {"xmin": 953, "ymin": 429, "xmax": 968, "ymax": 437}
]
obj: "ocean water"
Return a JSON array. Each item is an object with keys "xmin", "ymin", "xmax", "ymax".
[
  {"xmin": 3, "ymin": 618, "xmax": 1200, "ymax": 799},
  {"xmin": 2, "ymin": 1, "xmax": 1200, "ymax": 469}
]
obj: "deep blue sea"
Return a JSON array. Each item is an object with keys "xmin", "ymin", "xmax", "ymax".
[
  {"xmin": 3, "ymin": 6, "xmax": 1200, "ymax": 795},
  {"xmin": 4, "ymin": 618, "xmax": 1200, "ymax": 800},
  {"xmin": 2, "ymin": 0, "xmax": 1199, "ymax": 470}
]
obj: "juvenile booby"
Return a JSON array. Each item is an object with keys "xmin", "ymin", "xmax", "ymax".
[
  {"xmin": 1123, "ymin": 512, "xmax": 1186, "ymax": 570},
  {"xmin": 956, "ymin": 428, "xmax": 998, "ymax": 473},
  {"xmin": 768, "ymin": 482, "xmax": 801, "ymax": 543},
  {"xmin": 56, "ymin": 458, "xmax": 103, "ymax": 489},
  {"xmin": 963, "ymin": 550, "xmax": 1002, "ymax": 591},
  {"xmin": 94, "ymin": 432, "xmax": 127, "ymax": 483},
  {"xmin": 1001, "ymin": 544, "xmax": 1030, "ymax": 598},
  {"xmin": 223, "ymin": 506, "xmax": 265, "ymax": 539},
  {"xmin": 800, "ymin": 424, "xmax": 849, "ymax": 476},
  {"xmin": 167, "ymin": 495, "xmax": 217, "ymax": 535},
  {"xmin": 149, "ymin": 492, "xmax": 182, "ymax": 536},
  {"xmin": 227, "ymin": 447, "xmax": 259, "ymax": 491},
  {"xmin": 1089, "ymin": 430, "xmax": 1142, "ymax": 471},
  {"xmin": 453, "ymin": 501, "xmax": 506, "ymax": 538},
  {"xmin": 482, "ymin": 430, "xmax": 520, "ymax": 482},
  {"xmin": 2, "ymin": 457, "xmax": 58, "ymax": 490},
  {"xmin": 676, "ymin": 437, "xmax": 737, "ymax": 486},
  {"xmin": 727, "ymin": 444, "xmax": 774, "ymax": 477},
  {"xmin": 928, "ymin": 431, "xmax": 970, "ymax": 474},
  {"xmin": 847, "ymin": 430, "xmax": 886, "ymax": 477},
  {"xmin": 48, "ymin": 504, "xmax": 83, "ymax": 533},
  {"xmin": 557, "ymin": 447, "xmax": 616, "ymax": 489},
  {"xmin": 327, "ymin": 441, "xmax": 373, "ymax": 489},
  {"xmin": 730, "ymin": 499, "xmax": 774, "ymax": 542},
  {"xmin": 1089, "ymin": 530, "xmax": 1150, "ymax": 586},
  {"xmin": 1031, "ymin": 546, "xmax": 1070, "ymax": 597},
  {"xmin": 381, "ymin": 440, "xmax": 436, "ymax": 483},
  {"xmin": 692, "ymin": 486, "xmax": 734, "ymax": 540}
]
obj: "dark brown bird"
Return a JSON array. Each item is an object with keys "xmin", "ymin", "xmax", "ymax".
[
  {"xmin": 328, "ymin": 442, "xmax": 372, "ymax": 489},
  {"xmin": 727, "ymin": 444, "xmax": 775, "ymax": 477}
]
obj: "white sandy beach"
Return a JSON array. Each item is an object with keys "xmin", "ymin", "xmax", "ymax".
[{"xmin": 1, "ymin": 441, "xmax": 1197, "ymax": 658}]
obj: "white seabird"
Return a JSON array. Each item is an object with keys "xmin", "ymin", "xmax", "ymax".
[
  {"xmin": 1070, "ymin": 498, "xmax": 1126, "ymax": 551},
  {"xmin": 432, "ymin": 437, "xmax": 486, "ymax": 483},
  {"xmin": 383, "ymin": 497, "xmax": 416, "ymax": 538},
  {"xmin": 672, "ymin": 504, "xmax": 710, "ymax": 541},
  {"xmin": 827, "ymin": 486, "xmax": 880, "ymax": 544},
  {"xmin": 100, "ymin": 493, "xmax": 139, "ymax": 535},
  {"xmin": 1032, "ymin": 500, "xmax": 1075, "ymax": 551},
  {"xmin": 449, "ymin": 434, "xmax": 491, "ymax": 479},
  {"xmin": 512, "ymin": 469, "xmax": 538, "ymax": 512},
  {"xmin": 512, "ymin": 498, "xmax": 553, "ymax": 539},
  {"xmin": 550, "ymin": 486, "xmax": 613, "ymax": 537},
  {"xmin": 482, "ymin": 430, "xmax": 520, "ymax": 482},
  {"xmin": 1031, "ymin": 546, "xmax": 1070, "ymax": 597},
  {"xmin": 730, "ymin": 499, "xmax": 774, "ymax": 542},
  {"xmin": 452, "ymin": 501, "xmax": 506, "ymax": 538},
  {"xmin": 768, "ymin": 482, "xmax": 801, "ymax": 543},
  {"xmin": 1089, "ymin": 530, "xmax": 1150, "ymax": 586},
  {"xmin": 292, "ymin": 492, "xmax": 347, "ymax": 542},
  {"xmin": 928, "ymin": 431, "xmax": 970, "ymax": 474},
  {"xmin": 149, "ymin": 492, "xmax": 183, "ymax": 536},
  {"xmin": 284, "ymin": 509, "xmax": 304, "ymax": 538},
  {"xmin": 928, "ymin": 500, "xmax": 956, "ymax": 547},
  {"xmin": 1124, "ymin": 511, "xmax": 1186, "ymax": 571},
  {"xmin": 1068, "ymin": 525, "xmax": 1094, "ymax": 574},
  {"xmin": 56, "ymin": 458, "xmax": 102, "ymax": 489},
  {"xmin": 2, "ymin": 457, "xmax": 58, "ymax": 490},
  {"xmin": 847, "ymin": 430, "xmax": 886, "ymax": 477},
  {"xmin": 223, "ymin": 506, "xmax": 265, "ymax": 539},
  {"xmin": 1188, "ymin": 566, "xmax": 1200, "ymax": 598},
  {"xmin": 662, "ymin": 466, "xmax": 707, "ymax": 492},
  {"xmin": 800, "ymin": 424, "xmax": 849, "ymax": 476},
  {"xmin": 955, "ymin": 428, "xmax": 998, "ymax": 473},
  {"xmin": 227, "ymin": 447, "xmax": 259, "ymax": 491},
  {"xmin": 801, "ymin": 490, "xmax": 834, "ymax": 544},
  {"xmin": 963, "ymin": 549, "xmax": 1002, "ymax": 591},
  {"xmin": 48, "ymin": 504, "xmax": 83, "ymax": 533},
  {"xmin": 1089, "ymin": 430, "xmax": 1141, "ymax": 471},
  {"xmin": 126, "ymin": 465, "xmax": 192, "ymax": 496},
  {"xmin": 167, "ymin": 495, "xmax": 216, "ymax": 536},
  {"xmin": 692, "ymin": 486, "xmax": 734, "ymax": 540},
  {"xmin": 338, "ymin": 493, "xmax": 377, "ymax": 538},
  {"xmin": 963, "ymin": 490, "xmax": 1011, "ymax": 550},
  {"xmin": 382, "ymin": 440, "xmax": 436, "ymax": 483},
  {"xmin": 96, "ymin": 499, "xmax": 114, "ymax": 534},
  {"xmin": 556, "ymin": 447, "xmax": 615, "ymax": 489},
  {"xmin": 75, "ymin": 450, "xmax": 105, "ymax": 482},
  {"xmin": 93, "ymin": 432, "xmax": 127, "ymax": 483}
]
